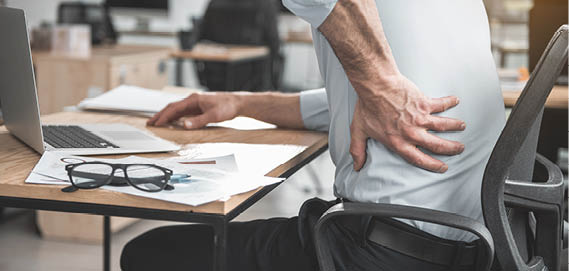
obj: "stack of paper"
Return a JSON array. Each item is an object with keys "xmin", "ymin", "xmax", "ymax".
[
  {"xmin": 77, "ymin": 85, "xmax": 278, "ymax": 130},
  {"xmin": 78, "ymin": 85, "xmax": 187, "ymax": 116},
  {"xmin": 27, "ymin": 152, "xmax": 284, "ymax": 206}
]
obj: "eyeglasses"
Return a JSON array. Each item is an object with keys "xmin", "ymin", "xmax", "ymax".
[{"xmin": 62, "ymin": 162, "xmax": 175, "ymax": 193}]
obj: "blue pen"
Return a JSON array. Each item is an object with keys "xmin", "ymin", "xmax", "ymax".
[{"xmin": 169, "ymin": 174, "xmax": 192, "ymax": 184}]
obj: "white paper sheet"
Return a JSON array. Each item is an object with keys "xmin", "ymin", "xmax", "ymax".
[
  {"xmin": 78, "ymin": 85, "xmax": 187, "ymax": 114},
  {"xmin": 207, "ymin": 117, "xmax": 276, "ymax": 130},
  {"xmin": 26, "ymin": 152, "xmax": 283, "ymax": 206},
  {"xmin": 178, "ymin": 143, "xmax": 307, "ymax": 176}
]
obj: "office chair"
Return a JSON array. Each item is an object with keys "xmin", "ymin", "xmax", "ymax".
[
  {"xmin": 194, "ymin": 0, "xmax": 283, "ymax": 91},
  {"xmin": 314, "ymin": 25, "xmax": 568, "ymax": 271}
]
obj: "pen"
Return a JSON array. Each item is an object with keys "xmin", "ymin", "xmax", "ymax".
[{"xmin": 169, "ymin": 174, "xmax": 192, "ymax": 184}]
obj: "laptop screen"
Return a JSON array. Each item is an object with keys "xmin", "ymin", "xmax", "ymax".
[{"xmin": 0, "ymin": 7, "xmax": 45, "ymax": 153}]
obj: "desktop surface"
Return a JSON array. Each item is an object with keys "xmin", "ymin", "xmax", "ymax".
[
  {"xmin": 0, "ymin": 111, "xmax": 328, "ymax": 215},
  {"xmin": 503, "ymin": 85, "xmax": 568, "ymax": 109}
]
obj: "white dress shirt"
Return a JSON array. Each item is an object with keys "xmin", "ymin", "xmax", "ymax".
[{"xmin": 287, "ymin": 0, "xmax": 506, "ymax": 241}]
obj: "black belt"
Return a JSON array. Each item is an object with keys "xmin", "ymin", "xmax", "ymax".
[{"xmin": 337, "ymin": 215, "xmax": 479, "ymax": 267}]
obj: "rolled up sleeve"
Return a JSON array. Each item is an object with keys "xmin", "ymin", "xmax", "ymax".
[
  {"xmin": 282, "ymin": 0, "xmax": 337, "ymax": 28},
  {"xmin": 300, "ymin": 88, "xmax": 330, "ymax": 132}
]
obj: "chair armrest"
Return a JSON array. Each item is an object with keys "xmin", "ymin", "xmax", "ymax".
[
  {"xmin": 504, "ymin": 153, "xmax": 564, "ymax": 207},
  {"xmin": 314, "ymin": 202, "xmax": 495, "ymax": 271},
  {"xmin": 485, "ymin": 153, "xmax": 564, "ymax": 271}
]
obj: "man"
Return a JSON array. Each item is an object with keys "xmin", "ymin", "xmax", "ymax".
[{"xmin": 120, "ymin": 0, "xmax": 505, "ymax": 270}]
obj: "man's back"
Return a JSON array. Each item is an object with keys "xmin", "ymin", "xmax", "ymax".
[{"xmin": 311, "ymin": 0, "xmax": 505, "ymax": 241}]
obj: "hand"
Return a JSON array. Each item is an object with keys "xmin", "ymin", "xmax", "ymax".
[
  {"xmin": 147, "ymin": 92, "xmax": 242, "ymax": 129},
  {"xmin": 350, "ymin": 75, "xmax": 466, "ymax": 173}
]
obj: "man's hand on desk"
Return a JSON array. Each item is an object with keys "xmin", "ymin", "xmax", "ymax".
[
  {"xmin": 148, "ymin": 92, "xmax": 241, "ymax": 129},
  {"xmin": 319, "ymin": 0, "xmax": 466, "ymax": 173},
  {"xmin": 147, "ymin": 92, "xmax": 305, "ymax": 130}
]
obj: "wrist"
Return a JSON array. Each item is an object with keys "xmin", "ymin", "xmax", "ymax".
[
  {"xmin": 232, "ymin": 92, "xmax": 251, "ymax": 117},
  {"xmin": 351, "ymin": 66, "xmax": 402, "ymax": 99}
]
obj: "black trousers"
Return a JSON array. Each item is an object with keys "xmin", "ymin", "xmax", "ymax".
[{"xmin": 120, "ymin": 198, "xmax": 478, "ymax": 271}]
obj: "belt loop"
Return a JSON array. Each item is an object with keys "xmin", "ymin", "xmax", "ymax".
[{"xmin": 450, "ymin": 241, "xmax": 466, "ymax": 270}]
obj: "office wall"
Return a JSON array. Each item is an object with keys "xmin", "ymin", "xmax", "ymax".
[
  {"xmin": 5, "ymin": 0, "xmax": 323, "ymax": 91},
  {"xmin": 5, "ymin": 0, "xmax": 209, "ymax": 31}
]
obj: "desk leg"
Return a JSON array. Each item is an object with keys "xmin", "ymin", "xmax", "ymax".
[
  {"xmin": 212, "ymin": 222, "xmax": 228, "ymax": 271},
  {"xmin": 103, "ymin": 216, "xmax": 110, "ymax": 271},
  {"xmin": 175, "ymin": 58, "xmax": 184, "ymax": 87}
]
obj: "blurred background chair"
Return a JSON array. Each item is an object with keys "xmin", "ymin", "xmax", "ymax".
[
  {"xmin": 314, "ymin": 25, "xmax": 568, "ymax": 271},
  {"xmin": 57, "ymin": 2, "xmax": 117, "ymax": 45},
  {"xmin": 193, "ymin": 0, "xmax": 283, "ymax": 91}
]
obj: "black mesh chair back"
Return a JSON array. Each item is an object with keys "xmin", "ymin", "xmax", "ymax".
[
  {"xmin": 481, "ymin": 25, "xmax": 567, "ymax": 271},
  {"xmin": 195, "ymin": 0, "xmax": 282, "ymax": 90}
]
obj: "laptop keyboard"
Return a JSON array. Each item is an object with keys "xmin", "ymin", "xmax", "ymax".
[{"xmin": 42, "ymin": 125, "xmax": 119, "ymax": 149}]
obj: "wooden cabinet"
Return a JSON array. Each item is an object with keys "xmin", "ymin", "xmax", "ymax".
[{"xmin": 32, "ymin": 45, "xmax": 170, "ymax": 115}]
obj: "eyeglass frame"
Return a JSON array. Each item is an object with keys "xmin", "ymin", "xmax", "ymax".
[{"xmin": 64, "ymin": 161, "xmax": 174, "ymax": 193}]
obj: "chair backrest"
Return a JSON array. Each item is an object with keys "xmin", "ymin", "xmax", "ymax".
[
  {"xmin": 196, "ymin": 0, "xmax": 283, "ymax": 90},
  {"xmin": 481, "ymin": 25, "xmax": 568, "ymax": 270},
  {"xmin": 199, "ymin": 0, "xmax": 280, "ymax": 54}
]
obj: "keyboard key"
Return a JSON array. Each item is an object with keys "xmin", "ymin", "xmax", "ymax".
[{"xmin": 42, "ymin": 125, "xmax": 119, "ymax": 149}]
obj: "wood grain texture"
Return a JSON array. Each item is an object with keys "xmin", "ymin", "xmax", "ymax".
[
  {"xmin": 170, "ymin": 43, "xmax": 269, "ymax": 62},
  {"xmin": 503, "ymin": 85, "xmax": 568, "ymax": 109},
  {"xmin": 0, "ymin": 111, "xmax": 328, "ymax": 215}
]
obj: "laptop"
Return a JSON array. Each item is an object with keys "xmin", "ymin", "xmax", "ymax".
[{"xmin": 0, "ymin": 7, "xmax": 180, "ymax": 155}]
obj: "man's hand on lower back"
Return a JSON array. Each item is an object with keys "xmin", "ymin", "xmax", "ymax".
[
  {"xmin": 349, "ymin": 75, "xmax": 466, "ymax": 173},
  {"xmin": 319, "ymin": 0, "xmax": 466, "ymax": 173}
]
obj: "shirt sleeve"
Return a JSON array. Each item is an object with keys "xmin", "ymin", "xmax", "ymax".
[
  {"xmin": 282, "ymin": 0, "xmax": 338, "ymax": 28},
  {"xmin": 300, "ymin": 88, "xmax": 330, "ymax": 132}
]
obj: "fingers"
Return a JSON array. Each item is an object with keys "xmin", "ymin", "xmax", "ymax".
[
  {"xmin": 390, "ymin": 137, "xmax": 449, "ymax": 173},
  {"xmin": 182, "ymin": 111, "xmax": 217, "ymax": 129},
  {"xmin": 147, "ymin": 95, "xmax": 200, "ymax": 127},
  {"xmin": 421, "ymin": 116, "xmax": 466, "ymax": 132},
  {"xmin": 428, "ymin": 96, "xmax": 460, "ymax": 113},
  {"xmin": 405, "ymin": 129, "xmax": 465, "ymax": 155},
  {"xmin": 350, "ymin": 122, "xmax": 369, "ymax": 171},
  {"xmin": 153, "ymin": 103, "xmax": 189, "ymax": 127}
]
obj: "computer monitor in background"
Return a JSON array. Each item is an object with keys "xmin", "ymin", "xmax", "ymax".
[
  {"xmin": 529, "ymin": 0, "xmax": 568, "ymax": 84},
  {"xmin": 105, "ymin": 0, "xmax": 169, "ymax": 32}
]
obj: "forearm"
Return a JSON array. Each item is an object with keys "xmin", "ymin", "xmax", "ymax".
[
  {"xmin": 235, "ymin": 92, "xmax": 304, "ymax": 129},
  {"xmin": 318, "ymin": 0, "xmax": 399, "ymax": 99}
]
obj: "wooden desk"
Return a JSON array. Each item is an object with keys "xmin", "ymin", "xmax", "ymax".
[
  {"xmin": 0, "ymin": 111, "xmax": 328, "ymax": 271},
  {"xmin": 282, "ymin": 31, "xmax": 313, "ymax": 44},
  {"xmin": 170, "ymin": 43, "xmax": 270, "ymax": 88},
  {"xmin": 32, "ymin": 45, "xmax": 170, "ymax": 115},
  {"xmin": 170, "ymin": 43, "xmax": 269, "ymax": 62},
  {"xmin": 119, "ymin": 30, "xmax": 177, "ymax": 38},
  {"xmin": 502, "ymin": 85, "xmax": 568, "ymax": 109}
]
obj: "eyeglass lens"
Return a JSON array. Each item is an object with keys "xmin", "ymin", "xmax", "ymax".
[
  {"xmin": 70, "ymin": 163, "xmax": 114, "ymax": 189},
  {"xmin": 126, "ymin": 164, "xmax": 168, "ymax": 192}
]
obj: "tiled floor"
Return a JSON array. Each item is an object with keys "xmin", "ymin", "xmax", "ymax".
[{"xmin": 0, "ymin": 151, "xmax": 336, "ymax": 271}]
